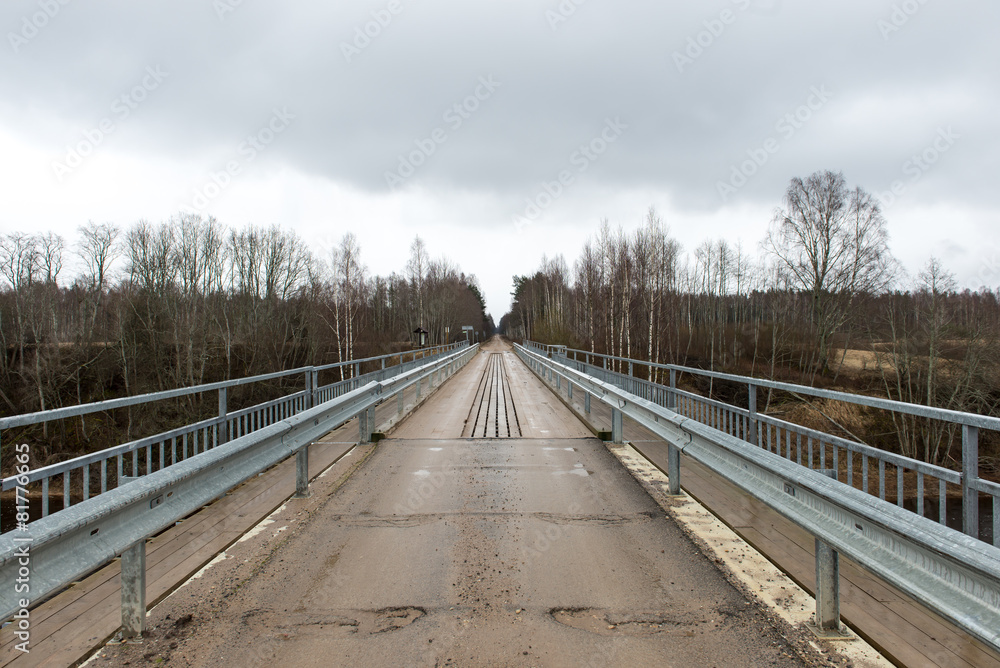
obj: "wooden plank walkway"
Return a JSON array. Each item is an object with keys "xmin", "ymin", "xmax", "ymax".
[
  {"xmin": 0, "ymin": 383, "xmax": 436, "ymax": 668},
  {"xmin": 531, "ymin": 363, "xmax": 1000, "ymax": 668}
]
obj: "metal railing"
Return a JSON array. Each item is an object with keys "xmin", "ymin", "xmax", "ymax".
[
  {"xmin": 516, "ymin": 343, "xmax": 1000, "ymax": 649},
  {"xmin": 523, "ymin": 341, "xmax": 1000, "ymax": 546},
  {"xmin": 0, "ymin": 343, "xmax": 480, "ymax": 637},
  {"xmin": 1, "ymin": 343, "xmax": 466, "ymax": 532}
]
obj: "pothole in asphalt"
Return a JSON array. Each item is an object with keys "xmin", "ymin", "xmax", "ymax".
[
  {"xmin": 246, "ymin": 606, "xmax": 426, "ymax": 639},
  {"xmin": 550, "ymin": 607, "xmax": 710, "ymax": 636}
]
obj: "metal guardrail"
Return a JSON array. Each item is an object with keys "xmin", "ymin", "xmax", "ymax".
[
  {"xmin": 1, "ymin": 342, "xmax": 466, "ymax": 530},
  {"xmin": 523, "ymin": 341, "xmax": 999, "ymax": 546},
  {"xmin": 0, "ymin": 343, "xmax": 479, "ymax": 637},
  {"xmin": 516, "ymin": 343, "xmax": 1000, "ymax": 649}
]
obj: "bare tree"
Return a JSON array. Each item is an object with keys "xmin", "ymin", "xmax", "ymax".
[
  {"xmin": 764, "ymin": 170, "xmax": 896, "ymax": 377},
  {"xmin": 407, "ymin": 236, "xmax": 429, "ymax": 331},
  {"xmin": 329, "ymin": 233, "xmax": 366, "ymax": 373},
  {"xmin": 77, "ymin": 222, "xmax": 120, "ymax": 329}
]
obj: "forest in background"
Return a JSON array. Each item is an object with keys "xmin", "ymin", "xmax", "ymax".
[
  {"xmin": 500, "ymin": 171, "xmax": 1000, "ymax": 473},
  {"xmin": 0, "ymin": 216, "xmax": 492, "ymax": 468}
]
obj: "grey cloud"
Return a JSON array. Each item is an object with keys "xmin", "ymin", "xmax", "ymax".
[{"xmin": 1, "ymin": 1, "xmax": 997, "ymax": 211}]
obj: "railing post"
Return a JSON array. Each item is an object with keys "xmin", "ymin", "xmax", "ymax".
[
  {"xmin": 556, "ymin": 374, "xmax": 562, "ymax": 392},
  {"xmin": 814, "ymin": 468, "xmax": 841, "ymax": 635},
  {"xmin": 294, "ymin": 445, "xmax": 310, "ymax": 498},
  {"xmin": 416, "ymin": 377, "xmax": 422, "ymax": 402},
  {"xmin": 585, "ymin": 391, "xmax": 591, "ymax": 414},
  {"xmin": 304, "ymin": 370, "xmax": 313, "ymax": 410},
  {"xmin": 567, "ymin": 381, "xmax": 573, "ymax": 400},
  {"xmin": 217, "ymin": 387, "xmax": 228, "ymax": 445},
  {"xmin": 311, "ymin": 369, "xmax": 319, "ymax": 407},
  {"xmin": 963, "ymin": 425, "xmax": 980, "ymax": 537},
  {"xmin": 611, "ymin": 407, "xmax": 623, "ymax": 444},
  {"xmin": 397, "ymin": 390, "xmax": 404, "ymax": 415},
  {"xmin": 748, "ymin": 383, "xmax": 758, "ymax": 446},
  {"xmin": 668, "ymin": 369, "xmax": 677, "ymax": 409},
  {"xmin": 121, "ymin": 539, "xmax": 146, "ymax": 639}
]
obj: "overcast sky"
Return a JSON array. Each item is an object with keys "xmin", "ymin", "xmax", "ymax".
[{"xmin": 1, "ymin": 1, "xmax": 997, "ymax": 318}]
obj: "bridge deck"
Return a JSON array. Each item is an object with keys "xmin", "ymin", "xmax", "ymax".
[{"xmin": 5, "ymin": 339, "xmax": 990, "ymax": 666}]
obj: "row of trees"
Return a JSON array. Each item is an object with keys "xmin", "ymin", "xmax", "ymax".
[
  {"xmin": 500, "ymin": 171, "xmax": 1000, "ymax": 467},
  {"xmin": 0, "ymin": 216, "xmax": 493, "ymax": 460}
]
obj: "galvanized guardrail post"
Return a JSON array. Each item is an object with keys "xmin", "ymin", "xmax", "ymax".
[
  {"xmin": 311, "ymin": 369, "xmax": 319, "ymax": 407},
  {"xmin": 585, "ymin": 391, "xmax": 591, "ymax": 414},
  {"xmin": 748, "ymin": 383, "xmax": 759, "ymax": 446},
  {"xmin": 567, "ymin": 381, "xmax": 573, "ymax": 400},
  {"xmin": 218, "ymin": 387, "xmax": 228, "ymax": 446},
  {"xmin": 359, "ymin": 407, "xmax": 371, "ymax": 444},
  {"xmin": 611, "ymin": 406, "xmax": 624, "ymax": 444},
  {"xmin": 964, "ymin": 425, "xmax": 979, "ymax": 537},
  {"xmin": 666, "ymin": 442, "xmax": 681, "ymax": 495},
  {"xmin": 814, "ymin": 468, "xmax": 841, "ymax": 635},
  {"xmin": 397, "ymin": 390, "xmax": 404, "ymax": 415},
  {"xmin": 294, "ymin": 446, "xmax": 310, "ymax": 498},
  {"xmin": 121, "ymin": 539, "xmax": 146, "ymax": 639},
  {"xmin": 118, "ymin": 474, "xmax": 145, "ymax": 639}
]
